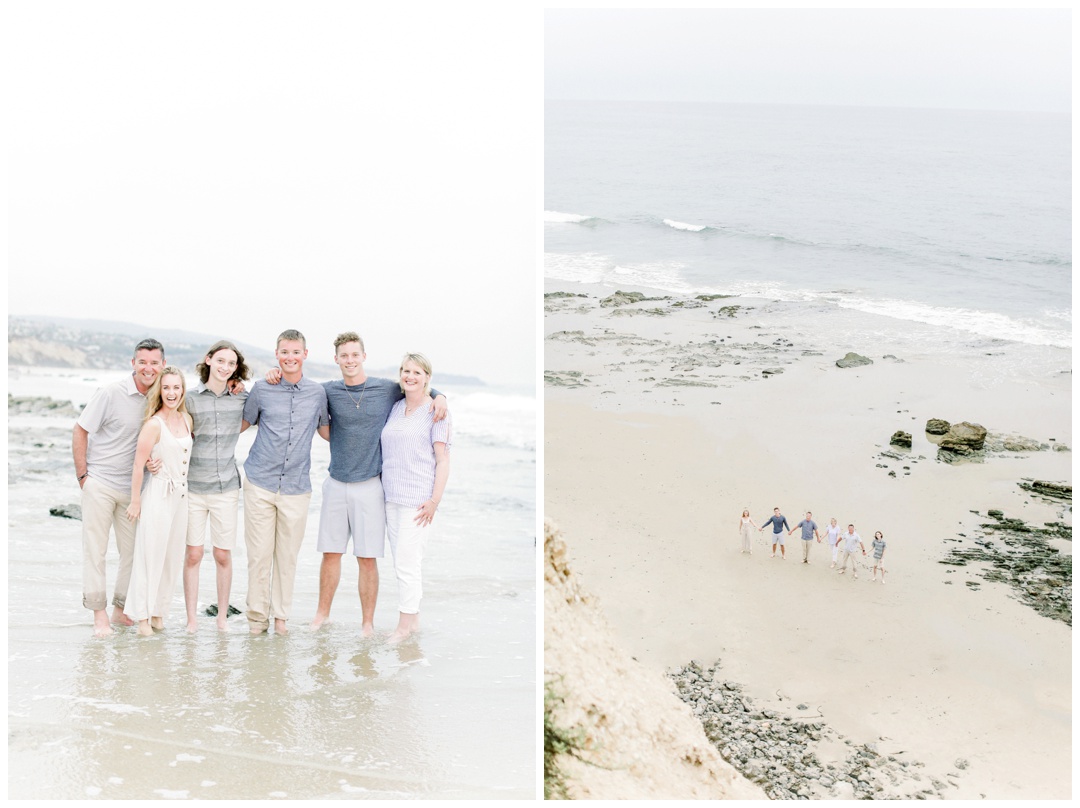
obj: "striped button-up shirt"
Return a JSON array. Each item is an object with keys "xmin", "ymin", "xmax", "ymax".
[
  {"xmin": 242, "ymin": 376, "xmax": 329, "ymax": 495},
  {"xmin": 186, "ymin": 383, "xmax": 247, "ymax": 494},
  {"xmin": 380, "ymin": 399, "xmax": 452, "ymax": 507}
]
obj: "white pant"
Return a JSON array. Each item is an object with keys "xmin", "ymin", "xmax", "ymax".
[{"xmin": 384, "ymin": 501, "xmax": 431, "ymax": 614}]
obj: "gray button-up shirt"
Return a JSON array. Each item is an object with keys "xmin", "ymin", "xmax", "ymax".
[
  {"xmin": 242, "ymin": 376, "xmax": 329, "ymax": 495},
  {"xmin": 187, "ymin": 382, "xmax": 248, "ymax": 494}
]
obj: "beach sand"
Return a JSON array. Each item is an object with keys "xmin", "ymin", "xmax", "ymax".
[{"xmin": 545, "ymin": 283, "xmax": 1071, "ymax": 799}]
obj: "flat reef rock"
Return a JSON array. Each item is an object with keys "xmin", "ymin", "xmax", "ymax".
[{"xmin": 835, "ymin": 352, "xmax": 873, "ymax": 368}]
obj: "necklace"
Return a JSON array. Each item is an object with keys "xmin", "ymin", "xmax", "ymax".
[{"xmin": 344, "ymin": 381, "xmax": 367, "ymax": 410}]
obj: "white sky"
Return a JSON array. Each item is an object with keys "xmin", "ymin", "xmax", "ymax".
[
  {"xmin": 546, "ymin": 8, "xmax": 1071, "ymax": 113},
  {"xmin": 8, "ymin": 3, "xmax": 541, "ymax": 388}
]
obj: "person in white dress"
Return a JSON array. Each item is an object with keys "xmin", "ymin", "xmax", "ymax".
[
  {"xmin": 123, "ymin": 367, "xmax": 193, "ymax": 636},
  {"xmin": 738, "ymin": 509, "xmax": 758, "ymax": 554},
  {"xmin": 379, "ymin": 353, "xmax": 451, "ymax": 643}
]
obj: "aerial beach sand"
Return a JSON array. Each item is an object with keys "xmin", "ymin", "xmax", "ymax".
[{"xmin": 545, "ymin": 282, "xmax": 1071, "ymax": 799}]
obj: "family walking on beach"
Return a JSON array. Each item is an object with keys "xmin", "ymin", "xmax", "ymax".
[
  {"xmin": 738, "ymin": 509, "xmax": 887, "ymax": 582},
  {"xmin": 72, "ymin": 330, "xmax": 451, "ymax": 640}
]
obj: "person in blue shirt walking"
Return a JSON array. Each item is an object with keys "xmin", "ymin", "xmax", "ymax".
[{"xmin": 789, "ymin": 511, "xmax": 821, "ymax": 564}]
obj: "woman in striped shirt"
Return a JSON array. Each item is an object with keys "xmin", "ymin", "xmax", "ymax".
[{"xmin": 379, "ymin": 353, "xmax": 451, "ymax": 642}]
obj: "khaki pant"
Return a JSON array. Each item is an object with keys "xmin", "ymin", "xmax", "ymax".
[
  {"xmin": 81, "ymin": 477, "xmax": 136, "ymax": 611},
  {"xmin": 801, "ymin": 539, "xmax": 813, "ymax": 562},
  {"xmin": 840, "ymin": 549, "xmax": 860, "ymax": 577},
  {"xmin": 243, "ymin": 482, "xmax": 311, "ymax": 630}
]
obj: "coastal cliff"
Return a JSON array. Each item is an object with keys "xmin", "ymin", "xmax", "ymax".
[{"xmin": 544, "ymin": 519, "xmax": 766, "ymax": 800}]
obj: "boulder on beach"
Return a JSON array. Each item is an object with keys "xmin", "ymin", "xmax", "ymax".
[
  {"xmin": 938, "ymin": 421, "xmax": 987, "ymax": 454},
  {"xmin": 925, "ymin": 418, "xmax": 951, "ymax": 435},
  {"xmin": 889, "ymin": 430, "xmax": 912, "ymax": 449},
  {"xmin": 600, "ymin": 290, "xmax": 647, "ymax": 308},
  {"xmin": 835, "ymin": 352, "xmax": 872, "ymax": 368}
]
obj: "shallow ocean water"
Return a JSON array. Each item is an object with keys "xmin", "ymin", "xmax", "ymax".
[{"xmin": 8, "ymin": 368, "xmax": 536, "ymax": 799}]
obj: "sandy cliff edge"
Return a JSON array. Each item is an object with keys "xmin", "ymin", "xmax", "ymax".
[{"xmin": 544, "ymin": 518, "xmax": 767, "ymax": 800}]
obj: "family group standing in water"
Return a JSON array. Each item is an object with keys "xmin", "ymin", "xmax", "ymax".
[
  {"xmin": 738, "ymin": 509, "xmax": 887, "ymax": 583},
  {"xmin": 72, "ymin": 330, "xmax": 451, "ymax": 640}
]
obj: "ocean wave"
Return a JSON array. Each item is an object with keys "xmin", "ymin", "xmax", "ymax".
[
  {"xmin": 662, "ymin": 218, "xmax": 709, "ymax": 232},
  {"xmin": 545, "ymin": 210, "xmax": 598, "ymax": 224},
  {"xmin": 720, "ymin": 281, "xmax": 1071, "ymax": 349}
]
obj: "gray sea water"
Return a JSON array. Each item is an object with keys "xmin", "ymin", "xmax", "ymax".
[
  {"xmin": 8, "ymin": 366, "xmax": 536, "ymax": 799},
  {"xmin": 546, "ymin": 100, "xmax": 1071, "ymax": 370}
]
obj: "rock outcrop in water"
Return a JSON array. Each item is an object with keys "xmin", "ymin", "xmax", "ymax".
[{"xmin": 544, "ymin": 520, "xmax": 765, "ymax": 800}]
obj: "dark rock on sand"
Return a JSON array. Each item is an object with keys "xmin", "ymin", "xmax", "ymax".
[
  {"xmin": 50, "ymin": 504, "xmax": 82, "ymax": 520},
  {"xmin": 938, "ymin": 422, "xmax": 987, "ymax": 454},
  {"xmin": 889, "ymin": 431, "xmax": 912, "ymax": 448},
  {"xmin": 600, "ymin": 290, "xmax": 647, "ymax": 308},
  {"xmin": 925, "ymin": 418, "xmax": 951, "ymax": 435},
  {"xmin": 940, "ymin": 511, "xmax": 1072, "ymax": 624},
  {"xmin": 670, "ymin": 660, "xmax": 948, "ymax": 800},
  {"xmin": 1017, "ymin": 480, "xmax": 1072, "ymax": 502},
  {"xmin": 835, "ymin": 352, "xmax": 872, "ymax": 368}
]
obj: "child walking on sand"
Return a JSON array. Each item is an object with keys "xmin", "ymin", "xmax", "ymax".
[{"xmin": 871, "ymin": 531, "xmax": 887, "ymax": 584}]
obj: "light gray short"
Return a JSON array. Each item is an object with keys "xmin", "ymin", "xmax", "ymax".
[
  {"xmin": 317, "ymin": 476, "xmax": 386, "ymax": 557},
  {"xmin": 770, "ymin": 532, "xmax": 785, "ymax": 546}
]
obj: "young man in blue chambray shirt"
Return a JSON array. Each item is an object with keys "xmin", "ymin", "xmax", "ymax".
[{"xmin": 241, "ymin": 329, "xmax": 329, "ymax": 634}]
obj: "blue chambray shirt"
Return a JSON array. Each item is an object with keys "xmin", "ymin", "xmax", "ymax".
[{"xmin": 242, "ymin": 376, "xmax": 329, "ymax": 495}]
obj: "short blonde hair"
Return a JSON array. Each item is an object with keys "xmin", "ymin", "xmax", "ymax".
[{"xmin": 399, "ymin": 353, "xmax": 432, "ymax": 394}]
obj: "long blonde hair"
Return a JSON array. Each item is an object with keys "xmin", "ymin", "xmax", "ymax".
[{"xmin": 143, "ymin": 366, "xmax": 189, "ymax": 423}]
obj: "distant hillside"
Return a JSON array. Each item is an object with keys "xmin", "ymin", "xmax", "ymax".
[{"xmin": 8, "ymin": 316, "xmax": 485, "ymax": 386}]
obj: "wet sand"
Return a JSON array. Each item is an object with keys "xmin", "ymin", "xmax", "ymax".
[
  {"xmin": 545, "ymin": 284, "xmax": 1072, "ymax": 799},
  {"xmin": 8, "ymin": 378, "xmax": 535, "ymax": 799}
]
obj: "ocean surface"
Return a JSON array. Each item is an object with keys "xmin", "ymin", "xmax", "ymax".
[
  {"xmin": 546, "ymin": 100, "xmax": 1071, "ymax": 375},
  {"xmin": 7, "ymin": 366, "xmax": 536, "ymax": 799}
]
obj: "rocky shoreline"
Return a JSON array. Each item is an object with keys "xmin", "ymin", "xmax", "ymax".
[
  {"xmin": 941, "ymin": 506, "xmax": 1072, "ymax": 624},
  {"xmin": 671, "ymin": 660, "xmax": 965, "ymax": 800}
]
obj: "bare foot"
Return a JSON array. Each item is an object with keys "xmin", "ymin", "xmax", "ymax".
[
  {"xmin": 360, "ymin": 623, "xmax": 376, "ymax": 638},
  {"xmin": 274, "ymin": 618, "xmax": 288, "ymax": 635},
  {"xmin": 93, "ymin": 610, "xmax": 115, "ymax": 637},
  {"xmin": 137, "ymin": 620, "xmax": 154, "ymax": 637},
  {"xmin": 112, "ymin": 606, "xmax": 134, "ymax": 627},
  {"xmin": 310, "ymin": 613, "xmax": 329, "ymax": 631},
  {"xmin": 186, "ymin": 620, "xmax": 198, "ymax": 633},
  {"xmin": 150, "ymin": 616, "xmax": 165, "ymax": 632},
  {"xmin": 386, "ymin": 629, "xmax": 412, "ymax": 645},
  {"xmin": 216, "ymin": 617, "xmax": 228, "ymax": 631},
  {"xmin": 249, "ymin": 625, "xmax": 267, "ymax": 635}
]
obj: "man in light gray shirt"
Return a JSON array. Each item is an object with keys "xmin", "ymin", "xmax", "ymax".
[{"xmin": 72, "ymin": 338, "xmax": 165, "ymax": 637}]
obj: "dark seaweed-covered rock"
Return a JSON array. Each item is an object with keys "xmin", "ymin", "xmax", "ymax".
[
  {"xmin": 835, "ymin": 352, "xmax": 872, "ymax": 368},
  {"xmin": 50, "ymin": 504, "xmax": 82, "ymax": 520},
  {"xmin": 925, "ymin": 418, "xmax": 951, "ymax": 435},
  {"xmin": 939, "ymin": 511, "xmax": 1072, "ymax": 624},
  {"xmin": 1018, "ymin": 480, "xmax": 1071, "ymax": 502},
  {"xmin": 600, "ymin": 290, "xmax": 646, "ymax": 308},
  {"xmin": 889, "ymin": 431, "xmax": 912, "ymax": 448}
]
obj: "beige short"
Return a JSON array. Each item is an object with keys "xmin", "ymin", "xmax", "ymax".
[{"xmin": 186, "ymin": 489, "xmax": 240, "ymax": 550}]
